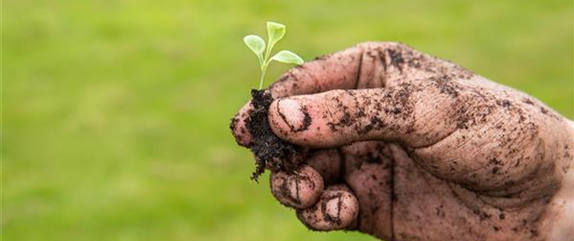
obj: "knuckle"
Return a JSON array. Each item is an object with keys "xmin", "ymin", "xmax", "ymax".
[{"xmin": 356, "ymin": 41, "xmax": 408, "ymax": 53}]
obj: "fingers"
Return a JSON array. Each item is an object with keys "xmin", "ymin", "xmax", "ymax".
[
  {"xmin": 268, "ymin": 81, "xmax": 461, "ymax": 148},
  {"xmin": 268, "ymin": 46, "xmax": 364, "ymax": 97},
  {"xmin": 270, "ymin": 165, "xmax": 324, "ymax": 209},
  {"xmin": 230, "ymin": 102, "xmax": 252, "ymax": 147},
  {"xmin": 231, "ymin": 42, "xmax": 476, "ymax": 147},
  {"xmin": 231, "ymin": 46, "xmax": 364, "ymax": 146},
  {"xmin": 296, "ymin": 185, "xmax": 359, "ymax": 231},
  {"xmin": 271, "ymin": 150, "xmax": 343, "ymax": 208}
]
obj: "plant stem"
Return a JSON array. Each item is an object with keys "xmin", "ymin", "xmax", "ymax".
[
  {"xmin": 259, "ymin": 65, "xmax": 267, "ymax": 90},
  {"xmin": 258, "ymin": 36, "xmax": 278, "ymax": 90}
]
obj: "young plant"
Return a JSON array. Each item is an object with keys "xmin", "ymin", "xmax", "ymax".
[{"xmin": 243, "ymin": 21, "xmax": 304, "ymax": 90}]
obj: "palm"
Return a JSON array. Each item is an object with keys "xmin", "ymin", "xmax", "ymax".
[{"xmin": 333, "ymin": 76, "xmax": 565, "ymax": 240}]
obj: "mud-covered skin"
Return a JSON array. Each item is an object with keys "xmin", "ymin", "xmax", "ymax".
[
  {"xmin": 230, "ymin": 42, "xmax": 574, "ymax": 240},
  {"xmin": 270, "ymin": 165, "xmax": 324, "ymax": 209},
  {"xmin": 296, "ymin": 185, "xmax": 359, "ymax": 231}
]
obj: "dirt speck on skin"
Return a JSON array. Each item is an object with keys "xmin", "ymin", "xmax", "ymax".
[{"xmin": 244, "ymin": 89, "xmax": 306, "ymax": 181}]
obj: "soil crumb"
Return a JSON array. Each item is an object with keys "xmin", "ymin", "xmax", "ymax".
[{"xmin": 245, "ymin": 89, "xmax": 305, "ymax": 181}]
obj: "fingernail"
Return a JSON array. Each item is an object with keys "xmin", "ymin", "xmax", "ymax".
[
  {"xmin": 288, "ymin": 176, "xmax": 301, "ymax": 201},
  {"xmin": 324, "ymin": 195, "xmax": 342, "ymax": 222},
  {"xmin": 277, "ymin": 99, "xmax": 305, "ymax": 131}
]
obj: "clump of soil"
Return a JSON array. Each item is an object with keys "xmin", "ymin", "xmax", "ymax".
[{"xmin": 244, "ymin": 89, "xmax": 305, "ymax": 181}]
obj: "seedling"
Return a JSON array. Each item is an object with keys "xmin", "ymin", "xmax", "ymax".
[
  {"xmin": 243, "ymin": 21, "xmax": 304, "ymax": 89},
  {"xmin": 233, "ymin": 21, "xmax": 306, "ymax": 181}
]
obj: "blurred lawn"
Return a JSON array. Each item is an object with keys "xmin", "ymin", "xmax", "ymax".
[{"xmin": 2, "ymin": 0, "xmax": 572, "ymax": 240}]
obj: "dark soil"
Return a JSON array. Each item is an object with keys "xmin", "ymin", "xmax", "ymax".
[{"xmin": 245, "ymin": 89, "xmax": 305, "ymax": 181}]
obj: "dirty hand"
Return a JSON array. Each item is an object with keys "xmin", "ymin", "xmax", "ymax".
[{"xmin": 231, "ymin": 42, "xmax": 573, "ymax": 241}]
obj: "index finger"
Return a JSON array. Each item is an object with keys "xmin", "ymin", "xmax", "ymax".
[{"xmin": 269, "ymin": 46, "xmax": 364, "ymax": 97}]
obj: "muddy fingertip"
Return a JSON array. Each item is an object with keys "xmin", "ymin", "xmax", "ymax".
[
  {"xmin": 296, "ymin": 185, "xmax": 359, "ymax": 231},
  {"xmin": 271, "ymin": 165, "xmax": 324, "ymax": 209},
  {"xmin": 230, "ymin": 102, "xmax": 253, "ymax": 147}
]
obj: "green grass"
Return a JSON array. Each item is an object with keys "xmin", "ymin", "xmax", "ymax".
[{"xmin": 2, "ymin": 0, "xmax": 572, "ymax": 240}]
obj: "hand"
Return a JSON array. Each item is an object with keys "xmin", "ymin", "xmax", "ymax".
[{"xmin": 231, "ymin": 42, "xmax": 574, "ymax": 241}]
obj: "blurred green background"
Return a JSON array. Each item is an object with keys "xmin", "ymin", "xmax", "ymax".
[{"xmin": 2, "ymin": 0, "xmax": 572, "ymax": 240}]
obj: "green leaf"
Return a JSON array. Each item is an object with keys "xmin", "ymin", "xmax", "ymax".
[
  {"xmin": 243, "ymin": 35, "xmax": 266, "ymax": 56},
  {"xmin": 271, "ymin": 50, "xmax": 304, "ymax": 65},
  {"xmin": 266, "ymin": 21, "xmax": 286, "ymax": 48}
]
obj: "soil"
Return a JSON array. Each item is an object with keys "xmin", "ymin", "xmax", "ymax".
[{"xmin": 244, "ymin": 89, "xmax": 306, "ymax": 181}]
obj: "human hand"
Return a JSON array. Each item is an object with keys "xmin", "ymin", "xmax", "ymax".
[{"xmin": 231, "ymin": 42, "xmax": 574, "ymax": 241}]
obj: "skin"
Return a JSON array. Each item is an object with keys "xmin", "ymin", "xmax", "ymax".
[{"xmin": 231, "ymin": 42, "xmax": 574, "ymax": 241}]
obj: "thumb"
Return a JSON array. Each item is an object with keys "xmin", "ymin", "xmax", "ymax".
[{"xmin": 268, "ymin": 82, "xmax": 461, "ymax": 148}]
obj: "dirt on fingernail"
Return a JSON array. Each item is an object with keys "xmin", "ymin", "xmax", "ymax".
[{"xmin": 243, "ymin": 89, "xmax": 306, "ymax": 181}]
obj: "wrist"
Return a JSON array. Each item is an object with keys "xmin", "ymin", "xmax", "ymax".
[{"xmin": 546, "ymin": 154, "xmax": 574, "ymax": 240}]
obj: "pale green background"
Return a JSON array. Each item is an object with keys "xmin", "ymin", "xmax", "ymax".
[{"xmin": 3, "ymin": 0, "xmax": 573, "ymax": 240}]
